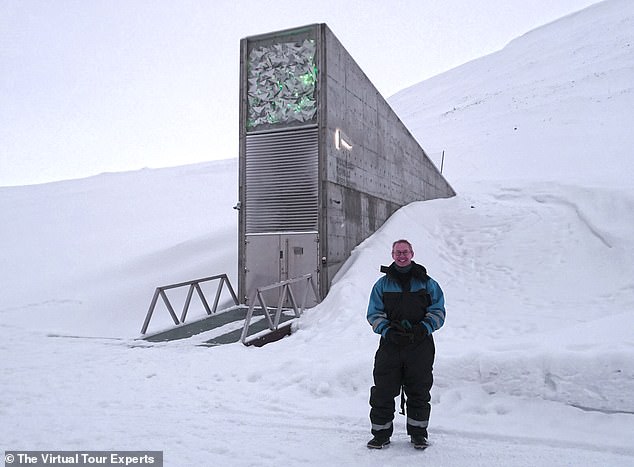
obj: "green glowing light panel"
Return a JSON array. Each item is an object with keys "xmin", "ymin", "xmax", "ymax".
[{"xmin": 247, "ymin": 39, "xmax": 318, "ymax": 131}]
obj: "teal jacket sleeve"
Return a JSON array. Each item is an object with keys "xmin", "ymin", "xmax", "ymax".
[
  {"xmin": 367, "ymin": 278, "xmax": 390, "ymax": 338},
  {"xmin": 421, "ymin": 276, "xmax": 446, "ymax": 335}
]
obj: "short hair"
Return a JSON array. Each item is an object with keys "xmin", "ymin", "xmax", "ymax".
[{"xmin": 392, "ymin": 239, "xmax": 413, "ymax": 252}]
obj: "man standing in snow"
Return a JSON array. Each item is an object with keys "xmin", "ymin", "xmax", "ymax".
[{"xmin": 366, "ymin": 239, "xmax": 446, "ymax": 449}]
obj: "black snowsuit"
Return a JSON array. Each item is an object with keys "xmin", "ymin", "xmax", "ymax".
[{"xmin": 368, "ymin": 262, "xmax": 443, "ymax": 439}]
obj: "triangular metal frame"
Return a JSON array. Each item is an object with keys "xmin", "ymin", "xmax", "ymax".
[
  {"xmin": 240, "ymin": 273, "xmax": 319, "ymax": 345},
  {"xmin": 141, "ymin": 274, "xmax": 239, "ymax": 335}
]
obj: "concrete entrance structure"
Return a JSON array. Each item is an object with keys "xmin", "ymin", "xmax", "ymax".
[{"xmin": 237, "ymin": 23, "xmax": 455, "ymax": 305}]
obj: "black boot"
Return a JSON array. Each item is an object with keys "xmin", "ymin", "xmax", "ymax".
[
  {"xmin": 411, "ymin": 435, "xmax": 428, "ymax": 449},
  {"xmin": 367, "ymin": 436, "xmax": 390, "ymax": 449}
]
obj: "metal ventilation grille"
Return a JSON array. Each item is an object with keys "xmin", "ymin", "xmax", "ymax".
[{"xmin": 246, "ymin": 127, "xmax": 319, "ymax": 233}]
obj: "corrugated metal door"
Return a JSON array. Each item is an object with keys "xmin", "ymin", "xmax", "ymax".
[{"xmin": 244, "ymin": 126, "xmax": 319, "ymax": 305}]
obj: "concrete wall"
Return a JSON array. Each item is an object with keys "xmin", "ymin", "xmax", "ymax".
[{"xmin": 319, "ymin": 24, "xmax": 455, "ymax": 293}]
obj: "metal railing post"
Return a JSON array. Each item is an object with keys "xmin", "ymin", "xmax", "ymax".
[
  {"xmin": 141, "ymin": 289, "xmax": 161, "ymax": 334},
  {"xmin": 159, "ymin": 289, "xmax": 180, "ymax": 325},
  {"xmin": 180, "ymin": 284, "xmax": 196, "ymax": 323}
]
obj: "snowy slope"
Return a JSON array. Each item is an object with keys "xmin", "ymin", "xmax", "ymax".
[
  {"xmin": 390, "ymin": 0, "xmax": 634, "ymax": 188},
  {"xmin": 0, "ymin": 160, "xmax": 238, "ymax": 334},
  {"xmin": 2, "ymin": 0, "xmax": 634, "ymax": 465}
]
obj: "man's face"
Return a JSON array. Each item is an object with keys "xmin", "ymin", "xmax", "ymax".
[{"xmin": 391, "ymin": 242, "xmax": 413, "ymax": 267}]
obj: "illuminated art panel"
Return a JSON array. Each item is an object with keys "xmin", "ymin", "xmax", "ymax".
[{"xmin": 247, "ymin": 39, "xmax": 318, "ymax": 131}]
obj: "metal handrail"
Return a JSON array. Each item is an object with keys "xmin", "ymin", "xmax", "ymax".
[
  {"xmin": 141, "ymin": 274, "xmax": 239, "ymax": 334},
  {"xmin": 240, "ymin": 273, "xmax": 319, "ymax": 345}
]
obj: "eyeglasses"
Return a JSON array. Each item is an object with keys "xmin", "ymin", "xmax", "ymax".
[{"xmin": 392, "ymin": 250, "xmax": 411, "ymax": 256}]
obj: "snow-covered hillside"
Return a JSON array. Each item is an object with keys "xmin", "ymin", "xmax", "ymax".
[
  {"xmin": 2, "ymin": 0, "xmax": 633, "ymax": 465},
  {"xmin": 391, "ymin": 0, "xmax": 634, "ymax": 188}
]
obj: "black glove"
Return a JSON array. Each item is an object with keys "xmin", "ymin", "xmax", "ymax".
[
  {"xmin": 386, "ymin": 328, "xmax": 413, "ymax": 345},
  {"xmin": 412, "ymin": 323, "xmax": 429, "ymax": 342}
]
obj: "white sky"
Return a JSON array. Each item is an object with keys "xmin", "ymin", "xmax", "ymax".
[{"xmin": 0, "ymin": 0, "xmax": 601, "ymax": 186}]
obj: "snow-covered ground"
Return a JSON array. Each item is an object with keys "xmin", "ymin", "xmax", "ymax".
[{"xmin": 2, "ymin": 0, "xmax": 634, "ymax": 465}]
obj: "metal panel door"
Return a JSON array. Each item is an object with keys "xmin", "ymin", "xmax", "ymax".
[
  {"xmin": 281, "ymin": 233, "xmax": 319, "ymax": 307},
  {"xmin": 245, "ymin": 233, "xmax": 319, "ymax": 307},
  {"xmin": 245, "ymin": 234, "xmax": 281, "ymax": 304}
]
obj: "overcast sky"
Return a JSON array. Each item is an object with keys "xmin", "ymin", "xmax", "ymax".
[{"xmin": 1, "ymin": 0, "xmax": 601, "ymax": 186}]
